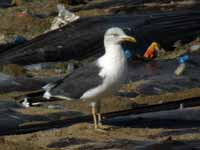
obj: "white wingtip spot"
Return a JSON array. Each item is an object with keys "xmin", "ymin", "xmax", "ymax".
[
  {"xmin": 43, "ymin": 91, "xmax": 52, "ymax": 99},
  {"xmin": 42, "ymin": 83, "xmax": 55, "ymax": 91},
  {"xmin": 21, "ymin": 98, "xmax": 30, "ymax": 108}
]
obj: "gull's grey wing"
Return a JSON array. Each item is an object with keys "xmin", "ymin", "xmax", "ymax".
[{"xmin": 49, "ymin": 62, "xmax": 103, "ymax": 99}]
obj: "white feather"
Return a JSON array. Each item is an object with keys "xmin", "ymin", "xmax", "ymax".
[
  {"xmin": 43, "ymin": 90, "xmax": 52, "ymax": 99},
  {"xmin": 80, "ymin": 30, "xmax": 128, "ymax": 99},
  {"xmin": 43, "ymin": 27, "xmax": 130, "ymax": 100}
]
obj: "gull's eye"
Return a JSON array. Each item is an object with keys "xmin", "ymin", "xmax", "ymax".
[{"xmin": 112, "ymin": 33, "xmax": 119, "ymax": 37}]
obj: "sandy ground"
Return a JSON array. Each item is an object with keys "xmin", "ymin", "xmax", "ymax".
[
  {"xmin": 0, "ymin": 116, "xmax": 200, "ymax": 150},
  {"xmin": 0, "ymin": 88, "xmax": 200, "ymax": 150}
]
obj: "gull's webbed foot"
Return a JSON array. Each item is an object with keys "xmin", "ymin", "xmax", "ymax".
[{"xmin": 90, "ymin": 102, "xmax": 110, "ymax": 132}]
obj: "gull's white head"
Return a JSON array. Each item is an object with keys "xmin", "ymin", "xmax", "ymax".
[{"xmin": 104, "ymin": 27, "xmax": 136, "ymax": 47}]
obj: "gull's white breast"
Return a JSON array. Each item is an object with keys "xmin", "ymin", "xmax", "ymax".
[{"xmin": 81, "ymin": 44, "xmax": 127, "ymax": 99}]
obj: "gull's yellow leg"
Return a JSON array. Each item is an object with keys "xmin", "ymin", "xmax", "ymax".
[
  {"xmin": 90, "ymin": 102, "xmax": 98, "ymax": 129},
  {"xmin": 96, "ymin": 100, "xmax": 110, "ymax": 130},
  {"xmin": 89, "ymin": 101, "xmax": 106, "ymax": 132},
  {"xmin": 97, "ymin": 113, "xmax": 103, "ymax": 126},
  {"xmin": 96, "ymin": 99, "xmax": 102, "ymax": 127}
]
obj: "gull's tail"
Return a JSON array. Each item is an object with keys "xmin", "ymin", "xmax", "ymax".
[
  {"xmin": 42, "ymin": 72, "xmax": 73, "ymax": 99},
  {"xmin": 42, "ymin": 79, "xmax": 63, "ymax": 99}
]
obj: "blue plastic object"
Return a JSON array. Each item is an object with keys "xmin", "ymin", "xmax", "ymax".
[
  {"xmin": 13, "ymin": 36, "xmax": 27, "ymax": 44},
  {"xmin": 124, "ymin": 49, "xmax": 133, "ymax": 60},
  {"xmin": 179, "ymin": 55, "xmax": 189, "ymax": 64}
]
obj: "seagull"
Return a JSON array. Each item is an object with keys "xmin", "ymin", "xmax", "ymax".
[{"xmin": 43, "ymin": 27, "xmax": 136, "ymax": 130}]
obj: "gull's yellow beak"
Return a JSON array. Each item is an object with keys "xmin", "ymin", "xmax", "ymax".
[{"xmin": 121, "ymin": 36, "xmax": 137, "ymax": 43}]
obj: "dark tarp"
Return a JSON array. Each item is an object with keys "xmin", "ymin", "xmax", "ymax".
[{"xmin": 0, "ymin": 10, "xmax": 200, "ymax": 65}]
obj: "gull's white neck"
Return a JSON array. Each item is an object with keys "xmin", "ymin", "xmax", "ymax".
[
  {"xmin": 104, "ymin": 43, "xmax": 124, "ymax": 58},
  {"xmin": 98, "ymin": 43, "xmax": 127, "ymax": 81}
]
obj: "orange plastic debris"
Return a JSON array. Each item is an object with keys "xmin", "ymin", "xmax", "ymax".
[{"xmin": 144, "ymin": 42, "xmax": 159, "ymax": 59}]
